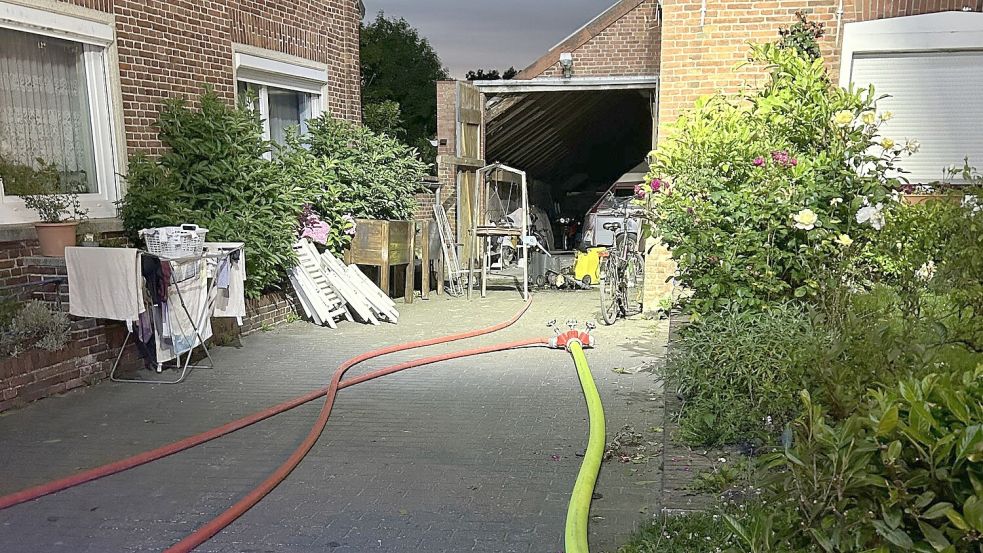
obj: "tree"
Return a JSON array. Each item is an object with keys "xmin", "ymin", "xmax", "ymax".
[
  {"xmin": 466, "ymin": 67, "xmax": 517, "ymax": 81},
  {"xmin": 360, "ymin": 12, "xmax": 448, "ymax": 155},
  {"xmin": 362, "ymin": 99, "xmax": 404, "ymax": 138}
]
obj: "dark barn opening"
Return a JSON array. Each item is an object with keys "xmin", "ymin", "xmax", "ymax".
[{"xmin": 483, "ymin": 88, "xmax": 653, "ymax": 248}]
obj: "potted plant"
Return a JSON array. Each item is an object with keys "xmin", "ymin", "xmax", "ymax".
[
  {"xmin": 18, "ymin": 162, "xmax": 89, "ymax": 256},
  {"xmin": 902, "ymin": 160, "xmax": 979, "ymax": 205}
]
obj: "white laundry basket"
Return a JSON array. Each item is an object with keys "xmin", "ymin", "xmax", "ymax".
[
  {"xmin": 140, "ymin": 224, "xmax": 208, "ymax": 259},
  {"xmin": 140, "ymin": 224, "xmax": 208, "ymax": 282}
]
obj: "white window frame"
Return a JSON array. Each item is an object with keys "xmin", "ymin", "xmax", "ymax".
[
  {"xmin": 0, "ymin": 0, "xmax": 123, "ymax": 225},
  {"xmin": 233, "ymin": 47, "xmax": 328, "ymax": 144}
]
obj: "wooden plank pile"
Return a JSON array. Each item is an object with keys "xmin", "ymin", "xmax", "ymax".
[{"xmin": 289, "ymin": 238, "xmax": 398, "ymax": 327}]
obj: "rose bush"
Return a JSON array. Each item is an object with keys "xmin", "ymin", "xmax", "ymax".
[{"xmin": 642, "ymin": 42, "xmax": 916, "ymax": 313}]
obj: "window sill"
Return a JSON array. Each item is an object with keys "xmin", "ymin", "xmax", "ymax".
[{"xmin": 0, "ymin": 217, "xmax": 124, "ymax": 244}]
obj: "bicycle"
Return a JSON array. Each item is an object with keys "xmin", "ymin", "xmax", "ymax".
[{"xmin": 597, "ymin": 196, "xmax": 645, "ymax": 325}]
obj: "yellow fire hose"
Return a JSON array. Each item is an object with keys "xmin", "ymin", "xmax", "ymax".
[{"xmin": 553, "ymin": 332, "xmax": 605, "ymax": 553}]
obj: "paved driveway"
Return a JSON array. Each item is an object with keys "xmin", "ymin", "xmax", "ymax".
[{"xmin": 0, "ymin": 290, "xmax": 667, "ymax": 552}]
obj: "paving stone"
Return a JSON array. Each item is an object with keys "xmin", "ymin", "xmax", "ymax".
[{"xmin": 0, "ymin": 291, "xmax": 667, "ymax": 552}]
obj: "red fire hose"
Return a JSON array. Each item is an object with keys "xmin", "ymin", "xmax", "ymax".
[
  {"xmin": 0, "ymin": 300, "xmax": 536, "ymax": 551},
  {"xmin": 163, "ymin": 333, "xmax": 545, "ymax": 552}
]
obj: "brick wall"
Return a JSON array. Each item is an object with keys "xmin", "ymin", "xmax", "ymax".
[
  {"xmin": 60, "ymin": 0, "xmax": 362, "ymax": 155},
  {"xmin": 0, "ymin": 241, "xmax": 37, "ymax": 290},
  {"xmin": 516, "ymin": 0, "xmax": 662, "ymax": 80},
  {"xmin": 656, "ymin": 0, "xmax": 981, "ymax": 139},
  {"xmin": 533, "ymin": 0, "xmax": 661, "ymax": 79},
  {"xmin": 435, "ymin": 81, "xmax": 460, "ymax": 238},
  {"xmin": 0, "ymin": 318, "xmax": 133, "ymax": 413}
]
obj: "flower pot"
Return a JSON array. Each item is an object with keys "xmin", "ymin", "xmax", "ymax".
[
  {"xmin": 903, "ymin": 193, "xmax": 961, "ymax": 206},
  {"xmin": 34, "ymin": 221, "xmax": 79, "ymax": 257}
]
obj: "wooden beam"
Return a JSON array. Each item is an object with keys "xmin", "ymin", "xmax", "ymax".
[{"xmin": 437, "ymin": 154, "xmax": 485, "ymax": 168}]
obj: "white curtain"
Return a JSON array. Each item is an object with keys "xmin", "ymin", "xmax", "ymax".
[
  {"xmin": 0, "ymin": 27, "xmax": 97, "ymax": 194},
  {"xmin": 268, "ymin": 86, "xmax": 315, "ymax": 145}
]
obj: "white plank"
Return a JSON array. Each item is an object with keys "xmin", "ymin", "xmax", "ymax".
[
  {"xmin": 291, "ymin": 241, "xmax": 350, "ymax": 327},
  {"xmin": 319, "ymin": 250, "xmax": 398, "ymax": 323},
  {"xmin": 297, "ymin": 239, "xmax": 379, "ymax": 325}
]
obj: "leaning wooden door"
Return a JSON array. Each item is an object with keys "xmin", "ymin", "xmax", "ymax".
[{"xmin": 455, "ymin": 81, "xmax": 483, "ymax": 264}]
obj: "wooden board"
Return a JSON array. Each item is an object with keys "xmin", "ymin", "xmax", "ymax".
[
  {"xmin": 290, "ymin": 240, "xmax": 351, "ymax": 327},
  {"xmin": 298, "ymin": 239, "xmax": 379, "ymax": 325},
  {"xmin": 321, "ymin": 249, "xmax": 398, "ymax": 323}
]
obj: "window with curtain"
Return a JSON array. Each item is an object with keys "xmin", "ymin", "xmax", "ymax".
[
  {"xmin": 0, "ymin": 27, "xmax": 99, "ymax": 196},
  {"xmin": 237, "ymin": 81, "xmax": 318, "ymax": 145}
]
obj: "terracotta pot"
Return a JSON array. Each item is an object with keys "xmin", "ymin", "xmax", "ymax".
[{"xmin": 34, "ymin": 221, "xmax": 79, "ymax": 257}]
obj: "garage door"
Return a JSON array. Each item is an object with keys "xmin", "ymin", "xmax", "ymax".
[{"xmin": 849, "ymin": 51, "xmax": 983, "ymax": 184}]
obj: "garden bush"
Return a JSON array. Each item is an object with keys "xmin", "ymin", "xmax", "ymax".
[
  {"xmin": 643, "ymin": 40, "xmax": 915, "ymax": 313},
  {"xmin": 304, "ymin": 114, "xmax": 427, "ymax": 221},
  {"xmin": 664, "ymin": 304, "xmax": 834, "ymax": 446},
  {"xmin": 118, "ymin": 90, "xmax": 304, "ymax": 298},
  {"xmin": 119, "ymin": 89, "xmax": 424, "ymax": 298},
  {"xmin": 732, "ymin": 368, "xmax": 983, "ymax": 553},
  {"xmin": 0, "ymin": 301, "xmax": 71, "ymax": 357},
  {"xmin": 668, "ymin": 284, "xmax": 982, "ymax": 447}
]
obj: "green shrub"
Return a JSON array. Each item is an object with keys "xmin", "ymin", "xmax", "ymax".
[
  {"xmin": 119, "ymin": 90, "xmax": 310, "ymax": 298},
  {"xmin": 618, "ymin": 511, "xmax": 741, "ymax": 553},
  {"xmin": 643, "ymin": 38, "xmax": 914, "ymax": 313},
  {"xmin": 362, "ymin": 99, "xmax": 405, "ymax": 138},
  {"xmin": 0, "ymin": 301, "xmax": 71, "ymax": 357},
  {"xmin": 304, "ymin": 115, "xmax": 427, "ymax": 221},
  {"xmin": 668, "ymin": 286, "xmax": 981, "ymax": 447},
  {"xmin": 119, "ymin": 90, "xmax": 427, "ymax": 298},
  {"xmin": 743, "ymin": 368, "xmax": 983, "ymax": 553},
  {"xmin": 863, "ymin": 182, "xmax": 983, "ymax": 366},
  {"xmin": 665, "ymin": 305, "xmax": 833, "ymax": 446}
]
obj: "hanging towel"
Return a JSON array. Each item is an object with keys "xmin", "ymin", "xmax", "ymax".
[
  {"xmin": 155, "ymin": 260, "xmax": 212, "ymax": 361},
  {"xmin": 66, "ymin": 247, "xmax": 143, "ymax": 322}
]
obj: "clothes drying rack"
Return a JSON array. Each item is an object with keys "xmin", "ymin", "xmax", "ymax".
[{"xmin": 110, "ymin": 244, "xmax": 244, "ymax": 385}]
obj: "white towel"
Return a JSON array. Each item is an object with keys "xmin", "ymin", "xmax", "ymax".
[
  {"xmin": 156, "ymin": 262, "xmax": 212, "ymax": 360},
  {"xmin": 66, "ymin": 247, "xmax": 143, "ymax": 322}
]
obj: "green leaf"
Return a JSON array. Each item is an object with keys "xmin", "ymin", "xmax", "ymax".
[
  {"xmin": 917, "ymin": 521, "xmax": 950, "ymax": 552},
  {"xmin": 921, "ymin": 502, "xmax": 953, "ymax": 520},
  {"xmin": 873, "ymin": 520, "xmax": 914, "ymax": 550},
  {"xmin": 878, "ymin": 405, "xmax": 899, "ymax": 436},
  {"xmin": 945, "ymin": 508, "xmax": 969, "ymax": 531},
  {"xmin": 963, "ymin": 495, "xmax": 983, "ymax": 532}
]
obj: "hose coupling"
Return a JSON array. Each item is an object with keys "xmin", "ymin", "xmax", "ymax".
[{"xmin": 550, "ymin": 329, "xmax": 595, "ymax": 350}]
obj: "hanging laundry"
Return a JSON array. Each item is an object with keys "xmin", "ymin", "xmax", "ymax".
[
  {"xmin": 66, "ymin": 247, "xmax": 143, "ymax": 322},
  {"xmin": 141, "ymin": 255, "xmax": 168, "ymax": 306},
  {"xmin": 154, "ymin": 259, "xmax": 212, "ymax": 361},
  {"xmin": 208, "ymin": 243, "xmax": 247, "ymax": 319}
]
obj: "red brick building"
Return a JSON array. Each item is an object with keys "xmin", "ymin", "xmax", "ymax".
[
  {"xmin": 0, "ymin": 0, "xmax": 362, "ymax": 411},
  {"xmin": 436, "ymin": 0, "xmax": 983, "ymax": 305}
]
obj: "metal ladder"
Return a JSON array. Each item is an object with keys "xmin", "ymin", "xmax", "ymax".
[{"xmin": 433, "ymin": 204, "xmax": 465, "ymax": 296}]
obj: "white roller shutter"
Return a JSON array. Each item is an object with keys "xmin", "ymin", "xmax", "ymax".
[{"xmin": 849, "ymin": 51, "xmax": 983, "ymax": 184}]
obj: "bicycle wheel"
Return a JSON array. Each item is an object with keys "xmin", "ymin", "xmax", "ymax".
[
  {"xmin": 624, "ymin": 252, "xmax": 645, "ymax": 315},
  {"xmin": 598, "ymin": 256, "xmax": 620, "ymax": 325}
]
